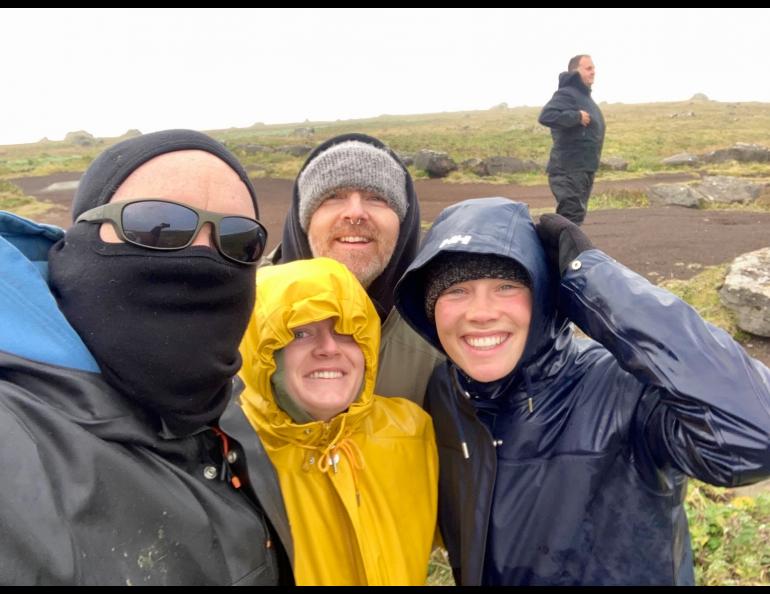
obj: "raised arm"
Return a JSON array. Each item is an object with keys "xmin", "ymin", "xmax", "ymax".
[{"xmin": 537, "ymin": 214, "xmax": 770, "ymax": 487}]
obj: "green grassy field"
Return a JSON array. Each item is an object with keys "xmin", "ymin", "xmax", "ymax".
[{"xmin": 3, "ymin": 99, "xmax": 770, "ymax": 184}]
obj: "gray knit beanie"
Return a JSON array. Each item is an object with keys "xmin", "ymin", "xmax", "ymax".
[
  {"xmin": 297, "ymin": 140, "xmax": 408, "ymax": 231},
  {"xmin": 424, "ymin": 252, "xmax": 531, "ymax": 321}
]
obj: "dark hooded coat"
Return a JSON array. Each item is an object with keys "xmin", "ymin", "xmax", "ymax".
[
  {"xmin": 539, "ymin": 70, "xmax": 605, "ymax": 173},
  {"xmin": 0, "ymin": 130, "xmax": 292, "ymax": 585},
  {"xmin": 396, "ymin": 197, "xmax": 770, "ymax": 585}
]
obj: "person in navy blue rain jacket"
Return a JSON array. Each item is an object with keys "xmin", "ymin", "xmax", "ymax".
[
  {"xmin": 539, "ymin": 54, "xmax": 605, "ymax": 225},
  {"xmin": 395, "ymin": 197, "xmax": 770, "ymax": 585}
]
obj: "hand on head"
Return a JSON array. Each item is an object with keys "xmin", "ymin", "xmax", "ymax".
[{"xmin": 535, "ymin": 213, "xmax": 594, "ymax": 277}]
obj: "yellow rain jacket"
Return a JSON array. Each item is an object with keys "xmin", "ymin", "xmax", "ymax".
[{"xmin": 239, "ymin": 258, "xmax": 438, "ymax": 586}]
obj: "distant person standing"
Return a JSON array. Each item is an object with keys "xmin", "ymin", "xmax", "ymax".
[{"xmin": 539, "ymin": 54, "xmax": 605, "ymax": 225}]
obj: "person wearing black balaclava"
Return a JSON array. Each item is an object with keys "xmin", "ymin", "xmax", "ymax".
[
  {"xmin": 0, "ymin": 130, "xmax": 293, "ymax": 585},
  {"xmin": 265, "ymin": 133, "xmax": 444, "ymax": 406}
]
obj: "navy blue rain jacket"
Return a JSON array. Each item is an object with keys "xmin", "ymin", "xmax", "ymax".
[
  {"xmin": 539, "ymin": 70, "xmax": 605, "ymax": 173},
  {"xmin": 395, "ymin": 197, "xmax": 770, "ymax": 585},
  {"xmin": 0, "ymin": 212, "xmax": 291, "ymax": 585}
]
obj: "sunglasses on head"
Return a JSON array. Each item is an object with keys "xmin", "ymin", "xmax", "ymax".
[{"xmin": 75, "ymin": 198, "xmax": 268, "ymax": 265}]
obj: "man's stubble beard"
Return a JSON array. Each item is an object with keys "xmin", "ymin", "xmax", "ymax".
[{"xmin": 308, "ymin": 224, "xmax": 397, "ymax": 288}]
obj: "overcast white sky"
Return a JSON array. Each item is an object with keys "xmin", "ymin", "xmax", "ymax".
[{"xmin": 2, "ymin": 8, "xmax": 768, "ymax": 146}]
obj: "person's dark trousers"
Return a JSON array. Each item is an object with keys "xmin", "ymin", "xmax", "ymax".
[{"xmin": 548, "ymin": 170, "xmax": 596, "ymax": 225}]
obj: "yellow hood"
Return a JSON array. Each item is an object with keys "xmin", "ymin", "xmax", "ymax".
[
  {"xmin": 239, "ymin": 258, "xmax": 438, "ymax": 585},
  {"xmin": 240, "ymin": 257, "xmax": 379, "ymax": 428}
]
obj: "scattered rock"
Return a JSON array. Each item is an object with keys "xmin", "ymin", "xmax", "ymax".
[
  {"xmin": 661, "ymin": 152, "xmax": 701, "ymax": 167},
  {"xmin": 278, "ymin": 144, "xmax": 314, "ymax": 157},
  {"xmin": 648, "ymin": 184, "xmax": 706, "ymax": 208},
  {"xmin": 600, "ymin": 156, "xmax": 628, "ymax": 171},
  {"xmin": 701, "ymin": 143, "xmax": 770, "ymax": 164},
  {"xmin": 474, "ymin": 156, "xmax": 540, "ymax": 176},
  {"xmin": 415, "ymin": 150, "xmax": 458, "ymax": 178},
  {"xmin": 397, "ymin": 152, "xmax": 415, "ymax": 167},
  {"xmin": 719, "ymin": 247, "xmax": 770, "ymax": 337},
  {"xmin": 698, "ymin": 176, "xmax": 770, "ymax": 204},
  {"xmin": 64, "ymin": 130, "xmax": 95, "ymax": 146},
  {"xmin": 648, "ymin": 176, "xmax": 770, "ymax": 208},
  {"xmin": 238, "ymin": 144, "xmax": 274, "ymax": 155}
]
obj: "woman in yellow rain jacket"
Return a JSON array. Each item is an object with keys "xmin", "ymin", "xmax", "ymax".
[{"xmin": 239, "ymin": 257, "xmax": 438, "ymax": 585}]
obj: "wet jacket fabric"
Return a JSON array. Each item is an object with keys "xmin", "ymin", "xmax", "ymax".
[
  {"xmin": 0, "ymin": 211, "xmax": 286, "ymax": 586},
  {"xmin": 266, "ymin": 132, "xmax": 444, "ymax": 405},
  {"xmin": 239, "ymin": 258, "xmax": 438, "ymax": 585},
  {"xmin": 539, "ymin": 70, "xmax": 605, "ymax": 173},
  {"xmin": 395, "ymin": 197, "xmax": 770, "ymax": 585}
]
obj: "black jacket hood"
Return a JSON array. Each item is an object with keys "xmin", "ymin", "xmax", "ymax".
[
  {"xmin": 279, "ymin": 133, "xmax": 419, "ymax": 320},
  {"xmin": 558, "ymin": 70, "xmax": 592, "ymax": 95}
]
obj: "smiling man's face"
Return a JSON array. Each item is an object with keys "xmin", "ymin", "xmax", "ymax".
[{"xmin": 307, "ymin": 188, "xmax": 399, "ymax": 287}]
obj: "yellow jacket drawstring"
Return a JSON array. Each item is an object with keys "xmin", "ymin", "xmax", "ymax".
[
  {"xmin": 315, "ymin": 417, "xmax": 366, "ymax": 506},
  {"xmin": 286, "ymin": 416, "xmax": 367, "ymax": 506},
  {"xmin": 326, "ymin": 437, "xmax": 366, "ymax": 506}
]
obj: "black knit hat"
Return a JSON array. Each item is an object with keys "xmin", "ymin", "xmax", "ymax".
[
  {"xmin": 424, "ymin": 252, "xmax": 531, "ymax": 321},
  {"xmin": 71, "ymin": 129, "xmax": 258, "ymax": 221}
]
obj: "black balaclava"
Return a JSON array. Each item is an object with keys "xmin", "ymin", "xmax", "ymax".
[{"xmin": 48, "ymin": 129, "xmax": 259, "ymax": 436}]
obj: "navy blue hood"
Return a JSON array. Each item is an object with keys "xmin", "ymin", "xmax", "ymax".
[
  {"xmin": 395, "ymin": 197, "xmax": 566, "ymax": 373},
  {"xmin": 558, "ymin": 70, "xmax": 592, "ymax": 95}
]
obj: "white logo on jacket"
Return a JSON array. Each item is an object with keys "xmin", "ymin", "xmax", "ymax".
[{"xmin": 439, "ymin": 234, "xmax": 472, "ymax": 249}]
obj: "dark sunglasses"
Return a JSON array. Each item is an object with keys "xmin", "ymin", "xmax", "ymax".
[{"xmin": 76, "ymin": 198, "xmax": 268, "ymax": 265}]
